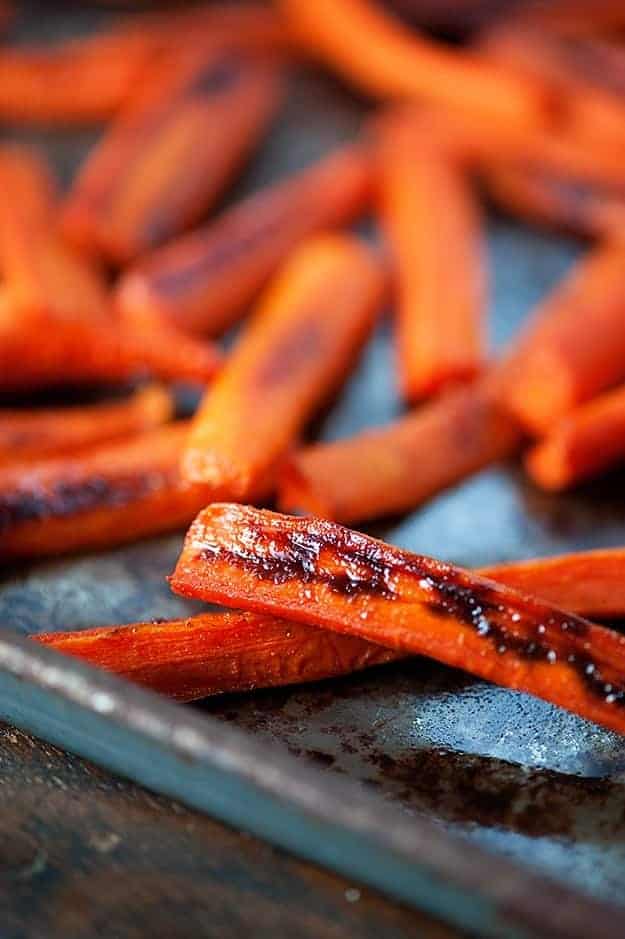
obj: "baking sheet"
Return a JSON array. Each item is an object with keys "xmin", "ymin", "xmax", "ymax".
[{"xmin": 3, "ymin": 0, "xmax": 625, "ymax": 923}]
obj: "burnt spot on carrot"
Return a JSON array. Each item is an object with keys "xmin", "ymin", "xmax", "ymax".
[
  {"xmin": 186, "ymin": 54, "xmax": 243, "ymax": 97},
  {"xmin": 253, "ymin": 318, "xmax": 323, "ymax": 389}
]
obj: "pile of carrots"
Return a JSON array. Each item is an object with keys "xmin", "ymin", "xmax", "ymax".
[{"xmin": 3, "ymin": 0, "xmax": 625, "ymax": 734}]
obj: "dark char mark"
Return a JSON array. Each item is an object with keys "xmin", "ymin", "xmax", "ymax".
[
  {"xmin": 186, "ymin": 55, "xmax": 243, "ymax": 99},
  {"xmin": 253, "ymin": 319, "xmax": 324, "ymax": 388},
  {"xmin": 200, "ymin": 518, "xmax": 625, "ymax": 709}
]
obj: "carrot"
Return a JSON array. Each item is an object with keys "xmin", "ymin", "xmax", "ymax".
[
  {"xmin": 479, "ymin": 25, "xmax": 625, "ymax": 148},
  {"xmin": 0, "ymin": 384, "xmax": 173, "ymax": 466},
  {"xmin": 278, "ymin": 379, "xmax": 519, "ymax": 524},
  {"xmin": 278, "ymin": 0, "xmax": 550, "ymax": 128},
  {"xmin": 34, "ymin": 612, "xmax": 400, "ymax": 701},
  {"xmin": 480, "ymin": 549, "xmax": 625, "ymax": 619},
  {"xmin": 35, "ymin": 545, "xmax": 625, "ymax": 699},
  {"xmin": 0, "ymin": 145, "xmax": 221, "ymax": 391},
  {"xmin": 0, "ymin": 4, "xmax": 287, "ymax": 125},
  {"xmin": 499, "ymin": 243, "xmax": 625, "ymax": 435},
  {"xmin": 376, "ymin": 119, "xmax": 486, "ymax": 401},
  {"xmin": 171, "ymin": 503, "xmax": 625, "ymax": 736},
  {"xmin": 484, "ymin": 162, "xmax": 625, "ymax": 238},
  {"xmin": 182, "ymin": 235, "xmax": 386, "ymax": 495},
  {"xmin": 524, "ymin": 383, "xmax": 625, "ymax": 490},
  {"xmin": 62, "ymin": 45, "xmax": 282, "ymax": 264},
  {"xmin": 116, "ymin": 144, "xmax": 374, "ymax": 338},
  {"xmin": 510, "ymin": 0, "xmax": 625, "ymax": 36}
]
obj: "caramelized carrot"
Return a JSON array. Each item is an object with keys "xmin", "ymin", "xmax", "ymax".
[
  {"xmin": 171, "ymin": 504, "xmax": 625, "ymax": 735},
  {"xmin": 0, "ymin": 4, "xmax": 287, "ymax": 125},
  {"xmin": 499, "ymin": 243, "xmax": 625, "ymax": 435},
  {"xmin": 0, "ymin": 422, "xmax": 208, "ymax": 560},
  {"xmin": 377, "ymin": 119, "xmax": 486, "ymax": 400},
  {"xmin": 512, "ymin": 0, "xmax": 625, "ymax": 36},
  {"xmin": 278, "ymin": 379, "xmax": 519, "ymax": 524},
  {"xmin": 35, "ymin": 612, "xmax": 400, "ymax": 701},
  {"xmin": 0, "ymin": 384, "xmax": 173, "ymax": 466},
  {"xmin": 36, "ymin": 545, "xmax": 625, "ymax": 698},
  {"xmin": 524, "ymin": 383, "xmax": 625, "ymax": 490},
  {"xmin": 485, "ymin": 162, "xmax": 625, "ymax": 238},
  {"xmin": 62, "ymin": 46, "xmax": 282, "ymax": 263},
  {"xmin": 116, "ymin": 144, "xmax": 374, "ymax": 338},
  {"xmin": 278, "ymin": 0, "xmax": 549, "ymax": 127},
  {"xmin": 182, "ymin": 235, "xmax": 386, "ymax": 495}
]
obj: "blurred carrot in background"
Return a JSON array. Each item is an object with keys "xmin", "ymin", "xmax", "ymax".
[
  {"xmin": 183, "ymin": 235, "xmax": 386, "ymax": 495},
  {"xmin": 116, "ymin": 143, "xmax": 374, "ymax": 339},
  {"xmin": 63, "ymin": 45, "xmax": 282, "ymax": 263}
]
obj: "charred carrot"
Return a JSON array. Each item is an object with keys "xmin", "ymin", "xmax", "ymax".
[
  {"xmin": 35, "ymin": 612, "xmax": 400, "ymax": 701},
  {"xmin": 377, "ymin": 119, "xmax": 486, "ymax": 400},
  {"xmin": 279, "ymin": 0, "xmax": 549, "ymax": 128},
  {"xmin": 0, "ymin": 384, "xmax": 173, "ymax": 466},
  {"xmin": 171, "ymin": 504, "xmax": 625, "ymax": 735},
  {"xmin": 182, "ymin": 235, "xmax": 386, "ymax": 495},
  {"xmin": 62, "ymin": 46, "xmax": 282, "ymax": 263},
  {"xmin": 499, "ymin": 243, "xmax": 625, "ymax": 435},
  {"xmin": 480, "ymin": 549, "xmax": 625, "ymax": 620},
  {"xmin": 524, "ymin": 383, "xmax": 625, "ymax": 490},
  {"xmin": 278, "ymin": 379, "xmax": 519, "ymax": 524},
  {"xmin": 0, "ymin": 4, "xmax": 286, "ymax": 125},
  {"xmin": 485, "ymin": 162, "xmax": 625, "ymax": 238},
  {"xmin": 116, "ymin": 144, "xmax": 374, "ymax": 338}
]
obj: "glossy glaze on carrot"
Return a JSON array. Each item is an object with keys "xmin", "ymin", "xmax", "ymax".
[
  {"xmin": 62, "ymin": 45, "xmax": 282, "ymax": 263},
  {"xmin": 171, "ymin": 504, "xmax": 625, "ymax": 735},
  {"xmin": 116, "ymin": 144, "xmax": 374, "ymax": 338},
  {"xmin": 182, "ymin": 235, "xmax": 386, "ymax": 495}
]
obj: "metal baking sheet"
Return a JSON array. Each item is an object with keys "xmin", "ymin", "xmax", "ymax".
[{"xmin": 3, "ymin": 2, "xmax": 625, "ymax": 936}]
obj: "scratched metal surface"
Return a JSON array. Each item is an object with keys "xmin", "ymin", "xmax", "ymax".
[{"xmin": 3, "ymin": 0, "xmax": 625, "ymax": 924}]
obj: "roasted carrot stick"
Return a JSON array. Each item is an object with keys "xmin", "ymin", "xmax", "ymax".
[
  {"xmin": 62, "ymin": 46, "xmax": 282, "ymax": 263},
  {"xmin": 171, "ymin": 504, "xmax": 625, "ymax": 735},
  {"xmin": 116, "ymin": 144, "xmax": 374, "ymax": 338},
  {"xmin": 278, "ymin": 379, "xmax": 519, "ymax": 524},
  {"xmin": 278, "ymin": 0, "xmax": 549, "ymax": 128},
  {"xmin": 182, "ymin": 235, "xmax": 386, "ymax": 494},
  {"xmin": 0, "ymin": 384, "xmax": 173, "ymax": 466},
  {"xmin": 511, "ymin": 0, "xmax": 625, "ymax": 36},
  {"xmin": 524, "ymin": 383, "xmax": 625, "ymax": 491},
  {"xmin": 499, "ymin": 243, "xmax": 625, "ymax": 435},
  {"xmin": 485, "ymin": 162, "xmax": 625, "ymax": 238},
  {"xmin": 0, "ymin": 145, "xmax": 221, "ymax": 390},
  {"xmin": 35, "ymin": 612, "xmax": 400, "ymax": 701},
  {"xmin": 0, "ymin": 4, "xmax": 287, "ymax": 125},
  {"xmin": 36, "ymin": 545, "xmax": 625, "ymax": 699},
  {"xmin": 377, "ymin": 120, "xmax": 486, "ymax": 401}
]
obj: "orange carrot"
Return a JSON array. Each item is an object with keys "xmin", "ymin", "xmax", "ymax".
[
  {"xmin": 511, "ymin": 0, "xmax": 625, "ymax": 36},
  {"xmin": 0, "ymin": 384, "xmax": 173, "ymax": 466},
  {"xmin": 171, "ymin": 503, "xmax": 625, "ymax": 735},
  {"xmin": 116, "ymin": 144, "xmax": 374, "ymax": 338},
  {"xmin": 278, "ymin": 379, "xmax": 519, "ymax": 524},
  {"xmin": 377, "ymin": 119, "xmax": 486, "ymax": 400},
  {"xmin": 499, "ymin": 243, "xmax": 625, "ymax": 435},
  {"xmin": 0, "ymin": 4, "xmax": 287, "ymax": 125},
  {"xmin": 62, "ymin": 45, "xmax": 282, "ymax": 263},
  {"xmin": 485, "ymin": 162, "xmax": 625, "ymax": 238},
  {"xmin": 182, "ymin": 235, "xmax": 386, "ymax": 495},
  {"xmin": 34, "ymin": 612, "xmax": 399, "ymax": 701},
  {"xmin": 279, "ymin": 0, "xmax": 550, "ymax": 128},
  {"xmin": 524, "ymin": 383, "xmax": 625, "ymax": 490}
]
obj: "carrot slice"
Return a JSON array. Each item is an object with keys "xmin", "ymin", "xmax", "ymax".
[
  {"xmin": 377, "ymin": 119, "xmax": 486, "ymax": 401},
  {"xmin": 35, "ymin": 546, "xmax": 625, "ymax": 699},
  {"xmin": 62, "ymin": 45, "xmax": 282, "ymax": 263},
  {"xmin": 278, "ymin": 0, "xmax": 550, "ymax": 127},
  {"xmin": 0, "ymin": 384, "xmax": 173, "ymax": 466},
  {"xmin": 182, "ymin": 234, "xmax": 387, "ymax": 495},
  {"xmin": 34, "ymin": 612, "xmax": 400, "ymax": 701},
  {"xmin": 0, "ymin": 4, "xmax": 287, "ymax": 125},
  {"xmin": 171, "ymin": 504, "xmax": 625, "ymax": 735},
  {"xmin": 524, "ymin": 383, "xmax": 625, "ymax": 490},
  {"xmin": 485, "ymin": 162, "xmax": 625, "ymax": 238},
  {"xmin": 278, "ymin": 379, "xmax": 519, "ymax": 524},
  {"xmin": 116, "ymin": 143, "xmax": 374, "ymax": 338},
  {"xmin": 499, "ymin": 243, "xmax": 625, "ymax": 435}
]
